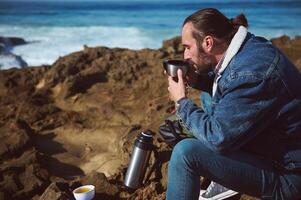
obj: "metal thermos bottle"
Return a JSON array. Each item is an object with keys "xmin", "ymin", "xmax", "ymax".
[{"xmin": 124, "ymin": 130, "xmax": 153, "ymax": 189}]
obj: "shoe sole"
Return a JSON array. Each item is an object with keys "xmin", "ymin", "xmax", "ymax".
[{"xmin": 199, "ymin": 190, "xmax": 239, "ymax": 200}]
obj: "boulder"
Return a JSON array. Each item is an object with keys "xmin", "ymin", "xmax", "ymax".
[{"xmin": 0, "ymin": 36, "xmax": 27, "ymax": 47}]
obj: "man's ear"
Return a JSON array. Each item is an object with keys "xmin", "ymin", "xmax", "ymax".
[{"xmin": 202, "ymin": 35, "xmax": 214, "ymax": 53}]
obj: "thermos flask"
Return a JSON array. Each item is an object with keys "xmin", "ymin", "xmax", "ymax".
[{"xmin": 124, "ymin": 130, "xmax": 154, "ymax": 189}]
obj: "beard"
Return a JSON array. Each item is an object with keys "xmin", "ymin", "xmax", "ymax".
[
  {"xmin": 193, "ymin": 47, "xmax": 215, "ymax": 73},
  {"xmin": 185, "ymin": 47, "xmax": 216, "ymax": 90},
  {"xmin": 198, "ymin": 54, "xmax": 214, "ymax": 71}
]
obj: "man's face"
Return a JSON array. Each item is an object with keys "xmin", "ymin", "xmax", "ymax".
[{"xmin": 181, "ymin": 22, "xmax": 214, "ymax": 73}]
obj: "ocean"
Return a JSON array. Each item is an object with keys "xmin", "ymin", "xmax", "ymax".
[{"xmin": 0, "ymin": 0, "xmax": 301, "ymax": 69}]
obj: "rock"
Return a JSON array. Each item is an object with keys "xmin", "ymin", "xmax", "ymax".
[
  {"xmin": 0, "ymin": 36, "xmax": 27, "ymax": 47},
  {"xmin": 0, "ymin": 36, "xmax": 28, "ymax": 69},
  {"xmin": 80, "ymin": 171, "xmax": 119, "ymax": 198},
  {"xmin": 132, "ymin": 182, "xmax": 164, "ymax": 200},
  {"xmin": 271, "ymin": 35, "xmax": 291, "ymax": 46},
  {"xmin": 161, "ymin": 36, "xmax": 183, "ymax": 56},
  {"xmin": 38, "ymin": 182, "xmax": 73, "ymax": 200},
  {"xmin": 0, "ymin": 121, "xmax": 31, "ymax": 162},
  {"xmin": 0, "ymin": 151, "xmax": 50, "ymax": 200},
  {"xmin": 0, "ymin": 35, "xmax": 300, "ymax": 200},
  {"xmin": 38, "ymin": 172, "xmax": 120, "ymax": 200},
  {"xmin": 271, "ymin": 35, "xmax": 301, "ymax": 64},
  {"xmin": 0, "ymin": 53, "xmax": 28, "ymax": 69}
]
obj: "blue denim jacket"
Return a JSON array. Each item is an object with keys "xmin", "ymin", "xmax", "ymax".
[{"xmin": 176, "ymin": 33, "xmax": 301, "ymax": 171}]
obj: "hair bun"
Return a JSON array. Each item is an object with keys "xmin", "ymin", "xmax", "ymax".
[{"xmin": 232, "ymin": 13, "xmax": 248, "ymax": 28}]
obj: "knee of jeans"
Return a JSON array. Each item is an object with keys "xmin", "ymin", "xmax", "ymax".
[{"xmin": 169, "ymin": 139, "xmax": 198, "ymax": 168}]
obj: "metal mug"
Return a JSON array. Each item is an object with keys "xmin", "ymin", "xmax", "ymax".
[{"xmin": 163, "ymin": 59, "xmax": 190, "ymax": 78}]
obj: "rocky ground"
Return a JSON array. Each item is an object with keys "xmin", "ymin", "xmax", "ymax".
[{"xmin": 0, "ymin": 35, "xmax": 300, "ymax": 200}]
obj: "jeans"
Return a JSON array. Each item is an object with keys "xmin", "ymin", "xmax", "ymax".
[{"xmin": 166, "ymin": 138, "xmax": 301, "ymax": 200}]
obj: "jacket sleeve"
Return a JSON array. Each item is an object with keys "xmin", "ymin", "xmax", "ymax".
[{"xmin": 176, "ymin": 75, "xmax": 279, "ymax": 153}]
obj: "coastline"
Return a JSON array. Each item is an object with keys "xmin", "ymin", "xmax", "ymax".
[
  {"xmin": 0, "ymin": 35, "xmax": 300, "ymax": 200},
  {"xmin": 2, "ymin": 0, "xmax": 301, "ymax": 69},
  {"xmin": 1, "ymin": 34, "xmax": 301, "ymax": 70}
]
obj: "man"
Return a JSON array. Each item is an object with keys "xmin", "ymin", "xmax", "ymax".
[{"xmin": 166, "ymin": 8, "xmax": 301, "ymax": 200}]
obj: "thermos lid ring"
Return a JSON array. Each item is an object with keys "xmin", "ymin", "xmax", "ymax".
[
  {"xmin": 141, "ymin": 132, "xmax": 152, "ymax": 138},
  {"xmin": 137, "ymin": 131, "xmax": 153, "ymax": 143}
]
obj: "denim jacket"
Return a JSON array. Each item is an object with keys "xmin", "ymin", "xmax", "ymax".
[{"xmin": 176, "ymin": 33, "xmax": 301, "ymax": 171}]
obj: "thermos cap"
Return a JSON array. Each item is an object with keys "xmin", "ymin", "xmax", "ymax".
[
  {"xmin": 135, "ymin": 130, "xmax": 154, "ymax": 150},
  {"xmin": 139, "ymin": 130, "xmax": 153, "ymax": 142}
]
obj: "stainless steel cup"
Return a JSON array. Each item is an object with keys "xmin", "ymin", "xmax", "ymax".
[{"xmin": 163, "ymin": 59, "xmax": 189, "ymax": 77}]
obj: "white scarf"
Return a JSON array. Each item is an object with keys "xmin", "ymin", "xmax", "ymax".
[{"xmin": 212, "ymin": 26, "xmax": 248, "ymax": 96}]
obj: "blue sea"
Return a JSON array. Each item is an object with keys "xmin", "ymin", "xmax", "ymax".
[{"xmin": 0, "ymin": 0, "xmax": 301, "ymax": 68}]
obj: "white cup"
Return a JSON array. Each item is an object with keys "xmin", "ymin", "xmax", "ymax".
[{"xmin": 72, "ymin": 185, "xmax": 95, "ymax": 200}]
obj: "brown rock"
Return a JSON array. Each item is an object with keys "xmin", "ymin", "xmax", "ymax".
[
  {"xmin": 272, "ymin": 35, "xmax": 301, "ymax": 65},
  {"xmin": 0, "ymin": 35, "xmax": 300, "ymax": 200},
  {"xmin": 0, "ymin": 122, "xmax": 31, "ymax": 162},
  {"xmin": 161, "ymin": 36, "xmax": 183, "ymax": 56},
  {"xmin": 38, "ymin": 182, "xmax": 73, "ymax": 200},
  {"xmin": 80, "ymin": 171, "xmax": 119, "ymax": 198},
  {"xmin": 0, "ymin": 151, "xmax": 50, "ymax": 200},
  {"xmin": 0, "ymin": 37, "xmax": 27, "ymax": 47}
]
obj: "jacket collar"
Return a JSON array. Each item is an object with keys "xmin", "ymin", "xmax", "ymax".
[
  {"xmin": 217, "ymin": 26, "xmax": 248, "ymax": 75},
  {"xmin": 212, "ymin": 26, "xmax": 248, "ymax": 96}
]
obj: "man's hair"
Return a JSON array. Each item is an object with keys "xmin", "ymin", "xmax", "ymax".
[{"xmin": 183, "ymin": 8, "xmax": 248, "ymax": 44}]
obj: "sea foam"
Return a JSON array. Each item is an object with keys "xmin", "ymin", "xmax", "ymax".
[{"xmin": 0, "ymin": 25, "xmax": 176, "ymax": 68}]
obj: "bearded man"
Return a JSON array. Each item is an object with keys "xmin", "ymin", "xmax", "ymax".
[{"xmin": 166, "ymin": 8, "xmax": 301, "ymax": 200}]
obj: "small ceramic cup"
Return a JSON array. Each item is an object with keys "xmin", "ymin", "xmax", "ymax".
[{"xmin": 72, "ymin": 185, "xmax": 95, "ymax": 200}]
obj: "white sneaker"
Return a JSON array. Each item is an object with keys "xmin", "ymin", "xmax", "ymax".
[{"xmin": 199, "ymin": 181, "xmax": 238, "ymax": 200}]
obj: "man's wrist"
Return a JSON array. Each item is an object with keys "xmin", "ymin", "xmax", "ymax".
[{"xmin": 175, "ymin": 97, "xmax": 187, "ymax": 110}]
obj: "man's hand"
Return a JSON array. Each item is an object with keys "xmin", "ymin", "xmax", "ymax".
[{"xmin": 168, "ymin": 69, "xmax": 186, "ymax": 102}]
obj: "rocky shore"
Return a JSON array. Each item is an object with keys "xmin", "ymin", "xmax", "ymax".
[{"xmin": 0, "ymin": 35, "xmax": 300, "ymax": 200}]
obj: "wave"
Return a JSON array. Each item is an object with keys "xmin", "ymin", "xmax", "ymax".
[
  {"xmin": 0, "ymin": 25, "xmax": 177, "ymax": 68},
  {"xmin": 0, "ymin": 23, "xmax": 299, "ymax": 69}
]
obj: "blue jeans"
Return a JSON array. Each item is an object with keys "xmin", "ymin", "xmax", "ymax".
[{"xmin": 166, "ymin": 138, "xmax": 301, "ymax": 200}]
